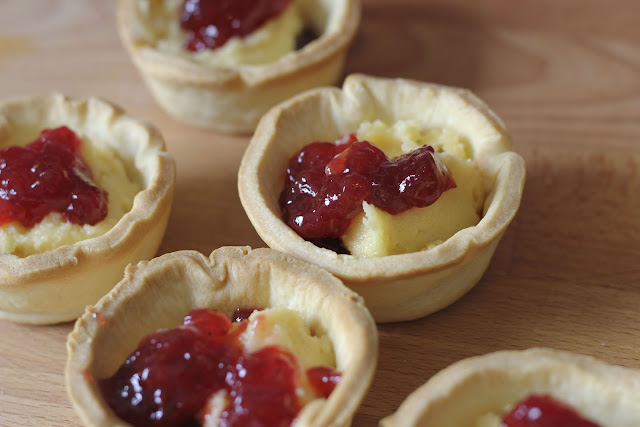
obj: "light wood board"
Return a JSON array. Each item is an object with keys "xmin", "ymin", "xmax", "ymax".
[{"xmin": 1, "ymin": 1, "xmax": 639, "ymax": 425}]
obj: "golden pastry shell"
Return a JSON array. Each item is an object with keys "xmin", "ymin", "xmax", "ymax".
[
  {"xmin": 0, "ymin": 93, "xmax": 176, "ymax": 325},
  {"xmin": 238, "ymin": 74, "xmax": 526, "ymax": 323},
  {"xmin": 380, "ymin": 348, "xmax": 640, "ymax": 427},
  {"xmin": 116, "ymin": 0, "xmax": 361, "ymax": 134},
  {"xmin": 66, "ymin": 246, "xmax": 378, "ymax": 427}
]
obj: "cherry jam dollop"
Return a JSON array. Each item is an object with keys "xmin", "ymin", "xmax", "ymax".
[
  {"xmin": 306, "ymin": 366, "xmax": 341, "ymax": 398},
  {"xmin": 180, "ymin": 0, "xmax": 293, "ymax": 51},
  {"xmin": 232, "ymin": 306, "xmax": 258, "ymax": 322},
  {"xmin": 0, "ymin": 126, "xmax": 108, "ymax": 228},
  {"xmin": 280, "ymin": 134, "xmax": 456, "ymax": 240},
  {"xmin": 100, "ymin": 308, "xmax": 340, "ymax": 426},
  {"xmin": 501, "ymin": 395, "xmax": 601, "ymax": 427}
]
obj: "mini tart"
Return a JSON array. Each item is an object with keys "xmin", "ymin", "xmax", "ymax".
[
  {"xmin": 116, "ymin": 0, "xmax": 361, "ymax": 134},
  {"xmin": 380, "ymin": 348, "xmax": 640, "ymax": 427},
  {"xmin": 66, "ymin": 246, "xmax": 378, "ymax": 427},
  {"xmin": 0, "ymin": 93, "xmax": 176, "ymax": 325},
  {"xmin": 238, "ymin": 74, "xmax": 526, "ymax": 323}
]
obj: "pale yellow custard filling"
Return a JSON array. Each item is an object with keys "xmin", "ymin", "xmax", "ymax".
[
  {"xmin": 200, "ymin": 307, "xmax": 336, "ymax": 425},
  {"xmin": 474, "ymin": 411, "xmax": 506, "ymax": 427},
  {"xmin": 133, "ymin": 0, "xmax": 303, "ymax": 67},
  {"xmin": 341, "ymin": 120, "xmax": 485, "ymax": 257},
  {"xmin": 0, "ymin": 137, "xmax": 141, "ymax": 256}
]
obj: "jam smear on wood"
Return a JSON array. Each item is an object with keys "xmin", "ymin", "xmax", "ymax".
[
  {"xmin": 502, "ymin": 395, "xmax": 601, "ymax": 427},
  {"xmin": 279, "ymin": 133, "xmax": 456, "ymax": 240},
  {"xmin": 181, "ymin": 0, "xmax": 293, "ymax": 51},
  {"xmin": 100, "ymin": 308, "xmax": 340, "ymax": 426},
  {"xmin": 0, "ymin": 126, "xmax": 108, "ymax": 228}
]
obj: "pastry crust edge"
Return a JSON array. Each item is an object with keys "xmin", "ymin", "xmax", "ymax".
[
  {"xmin": 238, "ymin": 74, "xmax": 526, "ymax": 322},
  {"xmin": 0, "ymin": 93, "xmax": 176, "ymax": 325},
  {"xmin": 116, "ymin": 0, "xmax": 362, "ymax": 133},
  {"xmin": 65, "ymin": 246, "xmax": 378, "ymax": 427},
  {"xmin": 379, "ymin": 348, "xmax": 640, "ymax": 427}
]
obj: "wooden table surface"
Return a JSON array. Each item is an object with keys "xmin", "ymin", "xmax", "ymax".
[{"xmin": 1, "ymin": 1, "xmax": 640, "ymax": 426}]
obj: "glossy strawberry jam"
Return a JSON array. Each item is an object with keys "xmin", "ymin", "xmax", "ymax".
[
  {"xmin": 306, "ymin": 366, "xmax": 341, "ymax": 398},
  {"xmin": 100, "ymin": 308, "xmax": 340, "ymax": 426},
  {"xmin": 502, "ymin": 395, "xmax": 601, "ymax": 427},
  {"xmin": 232, "ymin": 306, "xmax": 258, "ymax": 323},
  {"xmin": 280, "ymin": 134, "xmax": 456, "ymax": 240},
  {"xmin": 180, "ymin": 0, "xmax": 292, "ymax": 51},
  {"xmin": 0, "ymin": 126, "xmax": 107, "ymax": 228}
]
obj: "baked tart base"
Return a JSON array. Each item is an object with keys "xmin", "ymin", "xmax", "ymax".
[
  {"xmin": 117, "ymin": 0, "xmax": 361, "ymax": 134},
  {"xmin": 380, "ymin": 348, "xmax": 640, "ymax": 427},
  {"xmin": 0, "ymin": 93, "xmax": 176, "ymax": 324},
  {"xmin": 238, "ymin": 74, "xmax": 526, "ymax": 322},
  {"xmin": 66, "ymin": 246, "xmax": 378, "ymax": 427}
]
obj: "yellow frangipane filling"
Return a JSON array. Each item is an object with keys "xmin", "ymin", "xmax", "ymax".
[
  {"xmin": 0, "ymin": 137, "xmax": 141, "ymax": 256},
  {"xmin": 474, "ymin": 411, "xmax": 505, "ymax": 427},
  {"xmin": 199, "ymin": 307, "xmax": 335, "ymax": 425},
  {"xmin": 341, "ymin": 120, "xmax": 485, "ymax": 257},
  {"xmin": 132, "ymin": 0, "xmax": 304, "ymax": 67}
]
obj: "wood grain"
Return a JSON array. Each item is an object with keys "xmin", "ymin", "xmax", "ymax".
[{"xmin": 1, "ymin": 1, "xmax": 640, "ymax": 426}]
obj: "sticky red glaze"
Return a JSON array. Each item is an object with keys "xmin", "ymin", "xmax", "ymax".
[
  {"xmin": 180, "ymin": 0, "xmax": 292, "ymax": 51},
  {"xmin": 232, "ymin": 307, "xmax": 259, "ymax": 323},
  {"xmin": 100, "ymin": 310, "xmax": 235, "ymax": 426},
  {"xmin": 502, "ymin": 395, "xmax": 601, "ymax": 427},
  {"xmin": 226, "ymin": 346, "xmax": 300, "ymax": 426},
  {"xmin": 100, "ymin": 308, "xmax": 340, "ymax": 426},
  {"xmin": 0, "ymin": 126, "xmax": 108, "ymax": 228},
  {"xmin": 280, "ymin": 134, "xmax": 456, "ymax": 239},
  {"xmin": 306, "ymin": 366, "xmax": 341, "ymax": 398}
]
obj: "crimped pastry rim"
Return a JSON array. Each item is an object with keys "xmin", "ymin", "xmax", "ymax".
[
  {"xmin": 238, "ymin": 74, "xmax": 526, "ymax": 283},
  {"xmin": 0, "ymin": 93, "xmax": 174, "ymax": 280},
  {"xmin": 0, "ymin": 93, "xmax": 176, "ymax": 323},
  {"xmin": 379, "ymin": 348, "xmax": 640, "ymax": 427},
  {"xmin": 65, "ymin": 246, "xmax": 378, "ymax": 427},
  {"xmin": 116, "ymin": 0, "xmax": 361, "ymax": 88}
]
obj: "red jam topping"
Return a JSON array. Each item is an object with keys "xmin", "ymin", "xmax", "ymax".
[
  {"xmin": 232, "ymin": 306, "xmax": 259, "ymax": 323},
  {"xmin": 180, "ymin": 0, "xmax": 293, "ymax": 51},
  {"xmin": 306, "ymin": 366, "xmax": 341, "ymax": 398},
  {"xmin": 502, "ymin": 395, "xmax": 601, "ymax": 427},
  {"xmin": 280, "ymin": 134, "xmax": 456, "ymax": 240},
  {"xmin": 0, "ymin": 126, "xmax": 108, "ymax": 228},
  {"xmin": 100, "ymin": 308, "xmax": 340, "ymax": 426}
]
